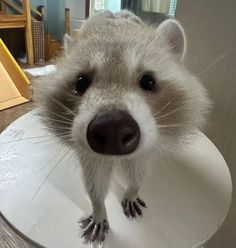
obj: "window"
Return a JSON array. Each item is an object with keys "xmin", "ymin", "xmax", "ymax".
[
  {"xmin": 94, "ymin": 0, "xmax": 121, "ymax": 13},
  {"xmin": 91, "ymin": 0, "xmax": 177, "ymax": 17},
  {"xmin": 169, "ymin": 0, "xmax": 177, "ymax": 17}
]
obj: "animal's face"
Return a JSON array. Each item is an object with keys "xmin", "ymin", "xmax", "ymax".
[{"xmin": 36, "ymin": 11, "xmax": 210, "ymax": 159}]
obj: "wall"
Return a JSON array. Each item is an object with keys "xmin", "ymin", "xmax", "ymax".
[
  {"xmin": 66, "ymin": 0, "xmax": 86, "ymax": 31},
  {"xmin": 30, "ymin": 0, "xmax": 65, "ymax": 42},
  {"xmin": 176, "ymin": 1, "xmax": 236, "ymax": 247},
  {"xmin": 47, "ymin": 0, "xmax": 65, "ymax": 41},
  {"xmin": 30, "ymin": 0, "xmax": 45, "ymax": 8}
]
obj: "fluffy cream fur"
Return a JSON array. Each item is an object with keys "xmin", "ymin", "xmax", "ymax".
[{"xmin": 34, "ymin": 10, "xmax": 211, "ymax": 243}]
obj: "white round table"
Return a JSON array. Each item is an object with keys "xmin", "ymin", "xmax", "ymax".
[{"xmin": 0, "ymin": 110, "xmax": 232, "ymax": 248}]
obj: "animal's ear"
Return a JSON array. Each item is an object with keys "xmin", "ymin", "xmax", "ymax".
[
  {"xmin": 64, "ymin": 33, "xmax": 74, "ymax": 52},
  {"xmin": 157, "ymin": 19, "xmax": 186, "ymax": 60}
]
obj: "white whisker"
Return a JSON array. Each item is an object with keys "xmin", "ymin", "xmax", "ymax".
[
  {"xmin": 157, "ymin": 123, "xmax": 187, "ymax": 128},
  {"xmin": 156, "ymin": 101, "xmax": 172, "ymax": 115},
  {"xmin": 50, "ymin": 126, "xmax": 72, "ymax": 131},
  {"xmin": 0, "ymin": 135, "xmax": 53, "ymax": 146},
  {"xmin": 33, "ymin": 139, "xmax": 54, "ymax": 144},
  {"xmin": 44, "ymin": 108, "xmax": 74, "ymax": 122},
  {"xmin": 43, "ymin": 117, "xmax": 73, "ymax": 125},
  {"xmin": 68, "ymin": 152, "xmax": 77, "ymax": 169},
  {"xmin": 156, "ymin": 106, "xmax": 184, "ymax": 120},
  {"xmin": 197, "ymin": 53, "xmax": 227, "ymax": 76},
  {"xmin": 32, "ymin": 147, "xmax": 70, "ymax": 200},
  {"xmin": 49, "ymin": 96, "xmax": 77, "ymax": 117}
]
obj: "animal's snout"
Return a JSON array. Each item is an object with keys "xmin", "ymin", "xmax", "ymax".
[{"xmin": 87, "ymin": 110, "xmax": 140, "ymax": 155}]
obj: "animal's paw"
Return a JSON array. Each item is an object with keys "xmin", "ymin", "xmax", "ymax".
[
  {"xmin": 79, "ymin": 215, "xmax": 109, "ymax": 244},
  {"xmin": 122, "ymin": 196, "xmax": 147, "ymax": 219}
]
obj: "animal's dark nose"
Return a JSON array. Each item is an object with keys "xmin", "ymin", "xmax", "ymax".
[{"xmin": 87, "ymin": 110, "xmax": 140, "ymax": 155}]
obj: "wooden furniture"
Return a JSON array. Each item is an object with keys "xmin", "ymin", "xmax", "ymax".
[
  {"xmin": 0, "ymin": 39, "xmax": 31, "ymax": 110},
  {"xmin": 39, "ymin": 6, "xmax": 71, "ymax": 61},
  {"xmin": 65, "ymin": 8, "xmax": 70, "ymax": 35},
  {"xmin": 0, "ymin": 0, "xmax": 34, "ymax": 65}
]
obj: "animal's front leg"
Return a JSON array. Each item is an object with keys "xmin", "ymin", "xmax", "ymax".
[
  {"xmin": 79, "ymin": 162, "xmax": 112, "ymax": 243},
  {"xmin": 121, "ymin": 160, "xmax": 147, "ymax": 219}
]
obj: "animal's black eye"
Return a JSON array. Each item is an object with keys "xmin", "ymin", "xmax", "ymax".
[
  {"xmin": 139, "ymin": 74, "xmax": 157, "ymax": 92},
  {"xmin": 75, "ymin": 75, "xmax": 92, "ymax": 95}
]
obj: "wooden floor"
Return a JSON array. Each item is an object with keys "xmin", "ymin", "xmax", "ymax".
[{"xmin": 0, "ymin": 102, "xmax": 36, "ymax": 248}]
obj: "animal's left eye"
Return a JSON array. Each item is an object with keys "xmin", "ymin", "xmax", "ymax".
[
  {"xmin": 139, "ymin": 74, "xmax": 157, "ymax": 92},
  {"xmin": 75, "ymin": 75, "xmax": 92, "ymax": 95}
]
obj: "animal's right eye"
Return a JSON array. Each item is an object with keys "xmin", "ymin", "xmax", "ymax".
[
  {"xmin": 75, "ymin": 75, "xmax": 92, "ymax": 95},
  {"xmin": 139, "ymin": 74, "xmax": 157, "ymax": 92}
]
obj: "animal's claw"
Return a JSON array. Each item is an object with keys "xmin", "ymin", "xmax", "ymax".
[
  {"xmin": 122, "ymin": 197, "xmax": 147, "ymax": 219},
  {"xmin": 79, "ymin": 216, "xmax": 109, "ymax": 244}
]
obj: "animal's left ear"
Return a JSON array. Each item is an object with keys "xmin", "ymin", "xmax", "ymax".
[
  {"xmin": 64, "ymin": 33, "xmax": 75, "ymax": 52},
  {"xmin": 157, "ymin": 19, "xmax": 186, "ymax": 60}
]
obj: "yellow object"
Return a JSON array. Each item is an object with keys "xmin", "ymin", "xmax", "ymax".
[{"xmin": 0, "ymin": 39, "xmax": 31, "ymax": 111}]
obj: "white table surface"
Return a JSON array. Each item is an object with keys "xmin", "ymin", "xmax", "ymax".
[{"xmin": 0, "ymin": 110, "xmax": 232, "ymax": 248}]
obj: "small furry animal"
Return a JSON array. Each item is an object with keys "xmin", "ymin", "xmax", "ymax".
[{"xmin": 35, "ymin": 10, "xmax": 210, "ymax": 244}]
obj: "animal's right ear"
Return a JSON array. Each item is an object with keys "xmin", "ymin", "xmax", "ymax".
[
  {"xmin": 157, "ymin": 19, "xmax": 186, "ymax": 60},
  {"xmin": 64, "ymin": 34, "xmax": 74, "ymax": 52}
]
